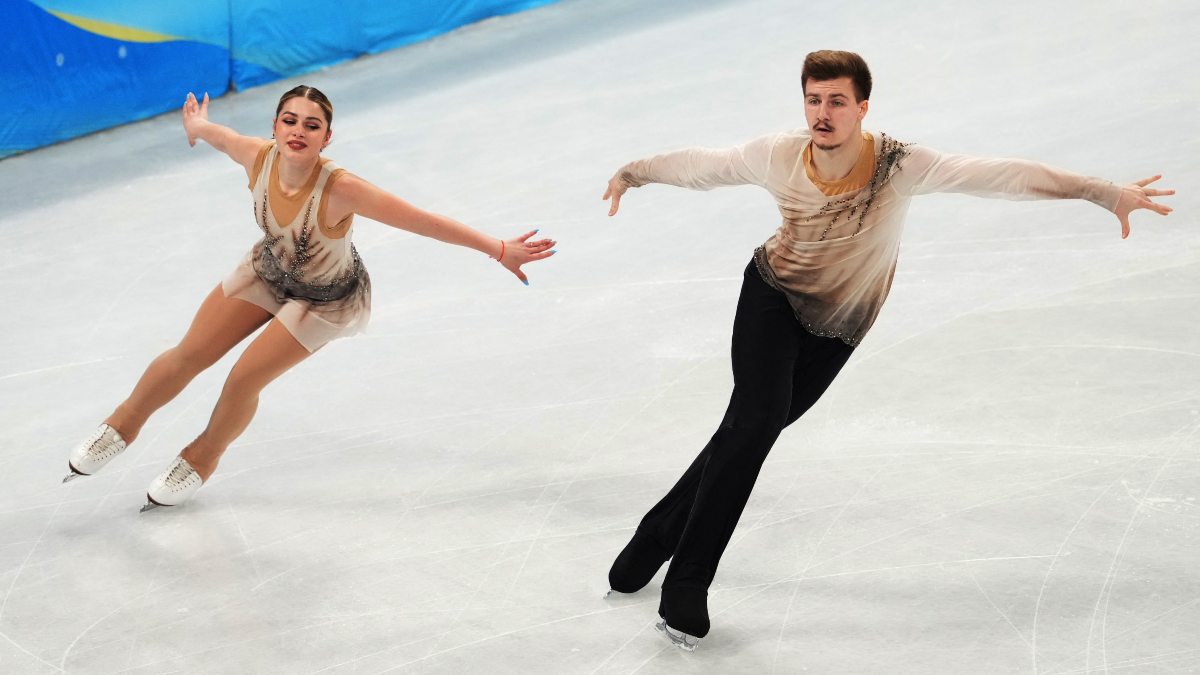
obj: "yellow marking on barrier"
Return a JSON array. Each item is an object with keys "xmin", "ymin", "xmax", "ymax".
[{"xmin": 46, "ymin": 10, "xmax": 178, "ymax": 43}]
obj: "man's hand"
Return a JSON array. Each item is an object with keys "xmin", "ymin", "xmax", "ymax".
[
  {"xmin": 602, "ymin": 174, "xmax": 628, "ymax": 216},
  {"xmin": 1116, "ymin": 175, "xmax": 1174, "ymax": 238}
]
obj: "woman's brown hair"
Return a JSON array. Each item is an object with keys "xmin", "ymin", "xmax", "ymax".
[{"xmin": 275, "ymin": 85, "xmax": 334, "ymax": 127}]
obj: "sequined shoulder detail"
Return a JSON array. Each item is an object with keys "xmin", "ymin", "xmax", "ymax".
[{"xmin": 807, "ymin": 133, "xmax": 909, "ymax": 241}]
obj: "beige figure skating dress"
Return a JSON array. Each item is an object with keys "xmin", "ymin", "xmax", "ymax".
[{"xmin": 222, "ymin": 142, "xmax": 371, "ymax": 351}]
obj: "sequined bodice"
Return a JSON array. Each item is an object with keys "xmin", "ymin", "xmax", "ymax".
[{"xmin": 250, "ymin": 147, "xmax": 365, "ymax": 303}]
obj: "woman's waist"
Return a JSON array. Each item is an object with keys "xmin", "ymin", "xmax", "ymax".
[{"xmin": 250, "ymin": 244, "xmax": 366, "ymax": 302}]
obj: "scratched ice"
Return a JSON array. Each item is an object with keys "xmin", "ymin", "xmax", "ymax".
[{"xmin": 1, "ymin": 0, "xmax": 1197, "ymax": 673}]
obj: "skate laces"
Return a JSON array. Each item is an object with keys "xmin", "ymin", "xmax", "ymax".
[
  {"xmin": 163, "ymin": 458, "xmax": 199, "ymax": 489},
  {"xmin": 81, "ymin": 426, "xmax": 106, "ymax": 450},
  {"xmin": 84, "ymin": 425, "xmax": 125, "ymax": 459}
]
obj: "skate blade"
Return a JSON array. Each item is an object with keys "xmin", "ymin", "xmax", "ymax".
[
  {"xmin": 655, "ymin": 620, "xmax": 700, "ymax": 652},
  {"xmin": 139, "ymin": 501, "xmax": 163, "ymax": 513},
  {"xmin": 62, "ymin": 463, "xmax": 86, "ymax": 483}
]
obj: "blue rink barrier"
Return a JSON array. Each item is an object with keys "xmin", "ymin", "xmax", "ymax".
[{"xmin": 0, "ymin": 0, "xmax": 558, "ymax": 159}]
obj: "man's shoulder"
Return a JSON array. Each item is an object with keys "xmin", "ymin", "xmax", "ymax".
[
  {"xmin": 746, "ymin": 127, "xmax": 810, "ymax": 159},
  {"xmin": 861, "ymin": 131, "xmax": 927, "ymax": 172},
  {"xmin": 871, "ymin": 130, "xmax": 917, "ymax": 147},
  {"xmin": 769, "ymin": 127, "xmax": 812, "ymax": 144}
]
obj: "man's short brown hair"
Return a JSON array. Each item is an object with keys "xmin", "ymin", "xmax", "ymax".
[{"xmin": 802, "ymin": 50, "xmax": 872, "ymax": 101}]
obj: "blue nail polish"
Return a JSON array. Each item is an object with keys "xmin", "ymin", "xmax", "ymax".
[
  {"xmin": 522, "ymin": 279, "xmax": 529, "ymax": 286},
  {"xmin": 533, "ymin": 229, "xmax": 539, "ymax": 234},
  {"xmin": 550, "ymin": 250, "xmax": 557, "ymax": 254}
]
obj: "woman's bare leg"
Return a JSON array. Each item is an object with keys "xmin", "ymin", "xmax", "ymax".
[
  {"xmin": 180, "ymin": 319, "xmax": 313, "ymax": 481},
  {"xmin": 104, "ymin": 284, "xmax": 272, "ymax": 444}
]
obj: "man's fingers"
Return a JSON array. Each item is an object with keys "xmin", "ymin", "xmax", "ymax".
[
  {"xmin": 1137, "ymin": 195, "xmax": 1173, "ymax": 216},
  {"xmin": 608, "ymin": 192, "xmax": 621, "ymax": 216},
  {"xmin": 1119, "ymin": 213, "xmax": 1130, "ymax": 239}
]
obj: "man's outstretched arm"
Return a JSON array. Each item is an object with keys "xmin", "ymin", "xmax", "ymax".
[
  {"xmin": 603, "ymin": 133, "xmax": 780, "ymax": 216},
  {"xmin": 900, "ymin": 146, "xmax": 1174, "ymax": 238}
]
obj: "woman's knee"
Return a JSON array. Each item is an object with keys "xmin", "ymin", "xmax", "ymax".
[
  {"xmin": 219, "ymin": 364, "xmax": 267, "ymax": 400},
  {"xmin": 168, "ymin": 343, "xmax": 221, "ymax": 375}
]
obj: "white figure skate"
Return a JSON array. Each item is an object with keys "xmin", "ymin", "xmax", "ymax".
[
  {"xmin": 140, "ymin": 456, "xmax": 203, "ymax": 512},
  {"xmin": 63, "ymin": 424, "xmax": 127, "ymax": 482},
  {"xmin": 655, "ymin": 620, "xmax": 701, "ymax": 652}
]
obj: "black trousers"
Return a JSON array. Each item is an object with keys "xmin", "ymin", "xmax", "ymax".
[{"xmin": 637, "ymin": 259, "xmax": 856, "ymax": 591}]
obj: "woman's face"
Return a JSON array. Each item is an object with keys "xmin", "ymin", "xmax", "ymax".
[{"xmin": 273, "ymin": 97, "xmax": 332, "ymax": 161}]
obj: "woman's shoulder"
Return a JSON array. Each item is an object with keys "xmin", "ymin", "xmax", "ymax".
[
  {"xmin": 247, "ymin": 141, "xmax": 276, "ymax": 190},
  {"xmin": 322, "ymin": 162, "xmax": 361, "ymax": 193}
]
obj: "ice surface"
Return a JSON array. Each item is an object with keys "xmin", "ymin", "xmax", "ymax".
[{"xmin": 1, "ymin": 0, "xmax": 1197, "ymax": 672}]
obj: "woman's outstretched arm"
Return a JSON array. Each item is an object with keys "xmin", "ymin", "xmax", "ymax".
[
  {"xmin": 331, "ymin": 174, "xmax": 556, "ymax": 285},
  {"xmin": 181, "ymin": 92, "xmax": 268, "ymax": 177}
]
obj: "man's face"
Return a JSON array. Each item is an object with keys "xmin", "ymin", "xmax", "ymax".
[{"xmin": 804, "ymin": 77, "xmax": 869, "ymax": 151}]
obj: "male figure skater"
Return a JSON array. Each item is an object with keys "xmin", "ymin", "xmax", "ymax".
[{"xmin": 602, "ymin": 50, "xmax": 1174, "ymax": 651}]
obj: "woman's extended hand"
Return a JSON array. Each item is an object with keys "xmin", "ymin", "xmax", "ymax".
[
  {"xmin": 494, "ymin": 230, "xmax": 556, "ymax": 285},
  {"xmin": 182, "ymin": 92, "xmax": 210, "ymax": 147},
  {"xmin": 1115, "ymin": 175, "xmax": 1174, "ymax": 239}
]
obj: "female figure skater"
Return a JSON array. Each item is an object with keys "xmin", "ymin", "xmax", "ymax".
[
  {"xmin": 601, "ymin": 50, "xmax": 1173, "ymax": 651},
  {"xmin": 63, "ymin": 85, "xmax": 556, "ymax": 511}
]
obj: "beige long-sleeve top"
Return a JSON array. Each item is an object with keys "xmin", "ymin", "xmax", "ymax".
[{"xmin": 616, "ymin": 129, "xmax": 1122, "ymax": 345}]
